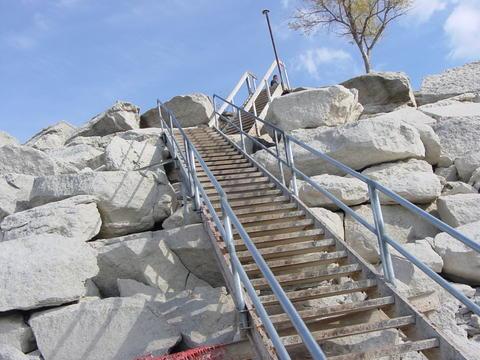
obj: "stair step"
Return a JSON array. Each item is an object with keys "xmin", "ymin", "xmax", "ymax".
[
  {"xmin": 244, "ymin": 250, "xmax": 348, "ymax": 276},
  {"xmin": 202, "ymin": 176, "xmax": 270, "ymax": 188},
  {"xmin": 238, "ymin": 210, "xmax": 304, "ymax": 225},
  {"xmin": 232, "ymin": 229, "xmax": 325, "ymax": 250},
  {"xmin": 234, "ymin": 218, "xmax": 312, "ymax": 234},
  {"xmin": 198, "ymin": 168, "xmax": 261, "ymax": 179},
  {"xmin": 205, "ymin": 162, "xmax": 253, "ymax": 171},
  {"xmin": 259, "ymin": 279, "xmax": 377, "ymax": 306},
  {"xmin": 271, "ymin": 296, "xmax": 395, "ymax": 330},
  {"xmin": 203, "ymin": 158, "xmax": 250, "ymax": 166},
  {"xmin": 210, "ymin": 189, "xmax": 282, "ymax": 202},
  {"xmin": 205, "ymin": 183, "xmax": 275, "ymax": 196},
  {"xmin": 201, "ymin": 154, "xmax": 244, "ymax": 161},
  {"xmin": 251, "ymin": 264, "xmax": 362, "ymax": 290},
  {"xmin": 237, "ymin": 238, "xmax": 335, "ymax": 262},
  {"xmin": 281, "ymin": 316, "xmax": 416, "ymax": 349},
  {"xmin": 233, "ymin": 203, "xmax": 298, "ymax": 217},
  {"xmin": 329, "ymin": 339, "xmax": 439, "ymax": 360},
  {"xmin": 213, "ymin": 195, "xmax": 289, "ymax": 209}
]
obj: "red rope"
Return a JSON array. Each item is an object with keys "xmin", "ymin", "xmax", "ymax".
[{"xmin": 135, "ymin": 345, "xmax": 226, "ymax": 360}]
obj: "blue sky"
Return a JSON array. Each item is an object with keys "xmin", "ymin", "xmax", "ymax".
[{"xmin": 1, "ymin": 0, "xmax": 479, "ymax": 142}]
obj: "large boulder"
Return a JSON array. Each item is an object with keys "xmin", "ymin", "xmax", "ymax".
[
  {"xmin": 437, "ymin": 193, "xmax": 480, "ymax": 227},
  {"xmin": 120, "ymin": 282, "xmax": 237, "ymax": 348},
  {"xmin": 65, "ymin": 134, "xmax": 114, "ymax": 150},
  {"xmin": 297, "ymin": 174, "xmax": 368, "ymax": 209},
  {"xmin": 341, "ymin": 72, "xmax": 416, "ymax": 114},
  {"xmin": 29, "ymin": 297, "xmax": 181, "ymax": 360},
  {"xmin": 45, "ymin": 144, "xmax": 104, "ymax": 171},
  {"xmin": 455, "ymin": 150, "xmax": 480, "ymax": 182},
  {"xmin": 420, "ymin": 99, "xmax": 480, "ymax": 121},
  {"xmin": 254, "ymin": 118, "xmax": 425, "ymax": 177},
  {"xmin": 361, "ymin": 159, "xmax": 442, "ymax": 204},
  {"xmin": 344, "ymin": 204, "xmax": 439, "ymax": 263},
  {"xmin": 115, "ymin": 128, "xmax": 165, "ymax": 145},
  {"xmin": 469, "ymin": 167, "xmax": 480, "ymax": 190},
  {"xmin": 309, "ymin": 207, "xmax": 344, "ymax": 239},
  {"xmin": 71, "ymin": 101, "xmax": 140, "ymax": 138},
  {"xmin": 25, "ymin": 121, "xmax": 76, "ymax": 151},
  {"xmin": 1, "ymin": 195, "xmax": 101, "ymax": 242},
  {"xmin": 368, "ymin": 108, "xmax": 441, "ymax": 165},
  {"xmin": 162, "ymin": 204, "xmax": 201, "ymax": 230},
  {"xmin": 0, "ymin": 235, "xmax": 98, "ymax": 311},
  {"xmin": 0, "ymin": 174, "xmax": 34, "ymax": 221},
  {"xmin": 160, "ymin": 224, "xmax": 224, "ymax": 286},
  {"xmin": 0, "ymin": 314, "xmax": 36, "ymax": 353},
  {"xmin": 431, "ymin": 118, "xmax": 480, "ymax": 166},
  {"xmin": 104, "ymin": 136, "xmax": 166, "ymax": 171},
  {"xmin": 0, "ymin": 145, "xmax": 73, "ymax": 176},
  {"xmin": 433, "ymin": 221, "xmax": 480, "ymax": 285},
  {"xmin": 30, "ymin": 170, "xmax": 176, "ymax": 237},
  {"xmin": 264, "ymin": 86, "xmax": 362, "ymax": 132},
  {"xmin": 161, "ymin": 93, "xmax": 213, "ymax": 128},
  {"xmin": 92, "ymin": 230, "xmax": 209, "ymax": 297},
  {"xmin": 0, "ymin": 131, "xmax": 19, "ymax": 147},
  {"xmin": 140, "ymin": 107, "xmax": 161, "ymax": 128},
  {"xmin": 420, "ymin": 61, "xmax": 480, "ymax": 100}
]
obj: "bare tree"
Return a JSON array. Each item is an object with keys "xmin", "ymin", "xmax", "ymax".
[{"xmin": 290, "ymin": 0, "xmax": 412, "ymax": 73}]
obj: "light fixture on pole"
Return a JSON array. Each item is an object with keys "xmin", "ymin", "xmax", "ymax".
[{"xmin": 262, "ymin": 9, "xmax": 285, "ymax": 91}]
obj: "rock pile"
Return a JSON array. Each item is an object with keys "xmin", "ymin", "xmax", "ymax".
[
  {"xmin": 251, "ymin": 64, "xmax": 480, "ymax": 355},
  {"xmin": 1, "ymin": 62, "xmax": 480, "ymax": 358},
  {"xmin": 0, "ymin": 98, "xmax": 236, "ymax": 359}
]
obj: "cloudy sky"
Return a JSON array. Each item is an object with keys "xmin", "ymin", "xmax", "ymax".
[{"xmin": 1, "ymin": 0, "xmax": 479, "ymax": 142}]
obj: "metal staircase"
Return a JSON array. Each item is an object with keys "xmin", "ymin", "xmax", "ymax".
[
  {"xmin": 215, "ymin": 60, "xmax": 287, "ymax": 136},
  {"xmin": 156, "ymin": 73, "xmax": 480, "ymax": 359}
]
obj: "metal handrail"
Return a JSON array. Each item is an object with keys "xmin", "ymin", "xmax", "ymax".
[
  {"xmin": 212, "ymin": 94, "xmax": 480, "ymax": 317},
  {"xmin": 157, "ymin": 100, "xmax": 327, "ymax": 360},
  {"xmin": 215, "ymin": 70, "xmax": 257, "ymax": 117}
]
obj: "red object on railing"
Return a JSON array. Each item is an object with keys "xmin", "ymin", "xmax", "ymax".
[{"xmin": 135, "ymin": 345, "xmax": 227, "ymax": 360}]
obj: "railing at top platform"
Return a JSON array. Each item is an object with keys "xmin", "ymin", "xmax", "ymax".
[
  {"xmin": 214, "ymin": 59, "xmax": 290, "ymax": 124},
  {"xmin": 157, "ymin": 100, "xmax": 328, "ymax": 360},
  {"xmin": 211, "ymin": 93, "xmax": 480, "ymax": 319}
]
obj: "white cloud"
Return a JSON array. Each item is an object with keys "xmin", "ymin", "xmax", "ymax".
[
  {"xmin": 281, "ymin": 0, "xmax": 292, "ymax": 8},
  {"xmin": 408, "ymin": 0, "xmax": 449, "ymax": 23},
  {"xmin": 295, "ymin": 47, "xmax": 352, "ymax": 79},
  {"xmin": 444, "ymin": 0, "xmax": 480, "ymax": 59},
  {"xmin": 5, "ymin": 34, "xmax": 36, "ymax": 49}
]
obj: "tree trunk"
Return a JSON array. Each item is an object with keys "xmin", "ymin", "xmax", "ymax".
[
  {"xmin": 361, "ymin": 51, "xmax": 371, "ymax": 73},
  {"xmin": 354, "ymin": 42, "xmax": 371, "ymax": 73}
]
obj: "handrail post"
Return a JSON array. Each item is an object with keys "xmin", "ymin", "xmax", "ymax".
[
  {"xmin": 212, "ymin": 97, "xmax": 219, "ymax": 129},
  {"xmin": 169, "ymin": 113, "xmax": 176, "ymax": 159},
  {"xmin": 237, "ymin": 108, "xmax": 246, "ymax": 152},
  {"xmin": 369, "ymin": 183, "xmax": 395, "ymax": 285},
  {"xmin": 265, "ymin": 79, "xmax": 272, "ymax": 103},
  {"xmin": 188, "ymin": 144, "xmax": 201, "ymax": 211},
  {"xmin": 284, "ymin": 137, "xmax": 298, "ymax": 196},
  {"xmin": 273, "ymin": 129, "xmax": 286, "ymax": 186},
  {"xmin": 282, "ymin": 63, "xmax": 291, "ymax": 90},
  {"xmin": 222, "ymin": 198, "xmax": 249, "ymax": 330}
]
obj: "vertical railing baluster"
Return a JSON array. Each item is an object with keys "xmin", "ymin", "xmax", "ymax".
[
  {"xmin": 265, "ymin": 79, "xmax": 272, "ymax": 103},
  {"xmin": 274, "ymin": 129, "xmax": 286, "ymax": 186},
  {"xmin": 284, "ymin": 137, "xmax": 298, "ymax": 196},
  {"xmin": 188, "ymin": 145, "xmax": 201, "ymax": 210},
  {"xmin": 222, "ymin": 198, "xmax": 248, "ymax": 329},
  {"xmin": 238, "ymin": 108, "xmax": 246, "ymax": 152},
  {"xmin": 369, "ymin": 183, "xmax": 395, "ymax": 285}
]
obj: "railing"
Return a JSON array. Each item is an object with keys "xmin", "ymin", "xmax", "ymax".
[
  {"xmin": 213, "ymin": 59, "xmax": 291, "ymax": 127},
  {"xmin": 157, "ymin": 100, "xmax": 327, "ymax": 360},
  {"xmin": 212, "ymin": 94, "xmax": 480, "ymax": 318}
]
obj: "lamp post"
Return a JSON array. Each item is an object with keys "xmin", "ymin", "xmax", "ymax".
[{"xmin": 262, "ymin": 9, "xmax": 285, "ymax": 91}]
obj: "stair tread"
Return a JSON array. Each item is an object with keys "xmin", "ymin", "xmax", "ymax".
[
  {"xmin": 243, "ymin": 250, "xmax": 348, "ymax": 275},
  {"xmin": 328, "ymin": 338, "xmax": 439, "ymax": 360},
  {"xmin": 233, "ymin": 218, "xmax": 313, "ymax": 234},
  {"xmin": 281, "ymin": 316, "xmax": 417, "ymax": 348},
  {"xmin": 238, "ymin": 210, "xmax": 305, "ymax": 225},
  {"xmin": 259, "ymin": 279, "xmax": 377, "ymax": 306},
  {"xmin": 210, "ymin": 189, "xmax": 282, "ymax": 202},
  {"xmin": 270, "ymin": 296, "xmax": 395, "ymax": 329},
  {"xmin": 251, "ymin": 264, "xmax": 362, "ymax": 289}
]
